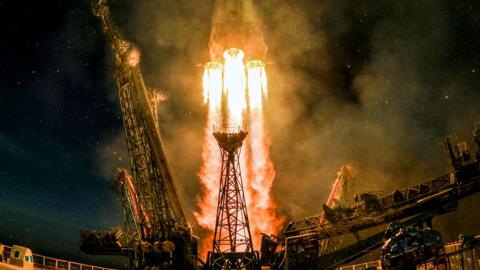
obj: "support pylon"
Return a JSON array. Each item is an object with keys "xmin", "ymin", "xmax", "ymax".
[{"xmin": 207, "ymin": 127, "xmax": 260, "ymax": 270}]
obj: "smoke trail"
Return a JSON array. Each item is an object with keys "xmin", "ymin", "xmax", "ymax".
[
  {"xmin": 196, "ymin": 48, "xmax": 284, "ymax": 254},
  {"xmin": 194, "ymin": 113, "xmax": 221, "ymax": 258},
  {"xmin": 244, "ymin": 109, "xmax": 285, "ymax": 247}
]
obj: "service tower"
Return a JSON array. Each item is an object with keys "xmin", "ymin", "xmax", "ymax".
[{"xmin": 207, "ymin": 125, "xmax": 260, "ymax": 270}]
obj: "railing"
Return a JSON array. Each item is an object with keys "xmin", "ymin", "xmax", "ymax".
[
  {"xmin": 2, "ymin": 245, "xmax": 117, "ymax": 270},
  {"xmin": 379, "ymin": 174, "xmax": 451, "ymax": 209},
  {"xmin": 283, "ymin": 173, "xmax": 452, "ymax": 237},
  {"xmin": 421, "ymin": 237, "xmax": 480, "ymax": 270},
  {"xmin": 338, "ymin": 260, "xmax": 381, "ymax": 270},
  {"xmin": 338, "ymin": 235, "xmax": 480, "ymax": 270},
  {"xmin": 212, "ymin": 124, "xmax": 246, "ymax": 134}
]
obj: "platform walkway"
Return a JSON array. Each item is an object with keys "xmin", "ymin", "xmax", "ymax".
[{"xmin": 2, "ymin": 245, "xmax": 117, "ymax": 270}]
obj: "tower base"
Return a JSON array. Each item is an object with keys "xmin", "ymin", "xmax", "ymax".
[{"xmin": 207, "ymin": 251, "xmax": 260, "ymax": 270}]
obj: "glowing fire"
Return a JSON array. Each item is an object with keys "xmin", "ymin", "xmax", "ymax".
[
  {"xmin": 196, "ymin": 48, "xmax": 284, "ymax": 257},
  {"xmin": 246, "ymin": 60, "xmax": 268, "ymax": 110},
  {"xmin": 202, "ymin": 61, "xmax": 222, "ymax": 113},
  {"xmin": 244, "ymin": 109, "xmax": 284, "ymax": 241},
  {"xmin": 223, "ymin": 48, "xmax": 247, "ymax": 127},
  {"xmin": 127, "ymin": 48, "xmax": 140, "ymax": 67},
  {"xmin": 194, "ymin": 113, "xmax": 221, "ymax": 255}
]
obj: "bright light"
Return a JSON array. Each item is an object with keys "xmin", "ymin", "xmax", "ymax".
[
  {"xmin": 202, "ymin": 61, "xmax": 223, "ymax": 113},
  {"xmin": 246, "ymin": 60, "xmax": 267, "ymax": 110},
  {"xmin": 197, "ymin": 48, "xmax": 284, "ymax": 256},
  {"xmin": 223, "ymin": 48, "xmax": 247, "ymax": 127},
  {"xmin": 127, "ymin": 48, "xmax": 140, "ymax": 67}
]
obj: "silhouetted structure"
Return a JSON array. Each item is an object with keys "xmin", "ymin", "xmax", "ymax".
[
  {"xmin": 261, "ymin": 124, "xmax": 480, "ymax": 270},
  {"xmin": 207, "ymin": 126, "xmax": 260, "ymax": 270},
  {"xmin": 81, "ymin": 1, "xmax": 199, "ymax": 269}
]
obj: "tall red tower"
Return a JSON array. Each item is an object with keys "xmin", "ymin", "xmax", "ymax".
[{"xmin": 207, "ymin": 127, "xmax": 260, "ymax": 270}]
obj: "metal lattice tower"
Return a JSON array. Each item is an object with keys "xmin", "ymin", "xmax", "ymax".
[
  {"xmin": 208, "ymin": 127, "xmax": 259, "ymax": 270},
  {"xmin": 90, "ymin": 1, "xmax": 199, "ymax": 269},
  {"xmin": 92, "ymin": 0, "xmax": 186, "ymax": 237}
]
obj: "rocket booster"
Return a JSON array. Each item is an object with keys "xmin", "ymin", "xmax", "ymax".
[
  {"xmin": 199, "ymin": 1, "xmax": 280, "ymax": 258},
  {"xmin": 209, "ymin": 0, "xmax": 267, "ymax": 61}
]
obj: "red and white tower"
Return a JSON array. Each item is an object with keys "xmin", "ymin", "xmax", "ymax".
[{"xmin": 207, "ymin": 126, "xmax": 259, "ymax": 270}]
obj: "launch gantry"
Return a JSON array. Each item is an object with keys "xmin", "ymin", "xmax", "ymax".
[
  {"xmin": 81, "ymin": 1, "xmax": 480, "ymax": 270},
  {"xmin": 260, "ymin": 124, "xmax": 480, "ymax": 270},
  {"xmin": 81, "ymin": 1, "xmax": 199, "ymax": 269}
]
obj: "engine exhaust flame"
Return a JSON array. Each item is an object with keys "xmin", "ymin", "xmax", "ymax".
[
  {"xmin": 223, "ymin": 48, "xmax": 247, "ymax": 127},
  {"xmin": 202, "ymin": 61, "xmax": 223, "ymax": 113},
  {"xmin": 246, "ymin": 60, "xmax": 268, "ymax": 110},
  {"xmin": 244, "ymin": 109, "xmax": 285, "ymax": 243},
  {"xmin": 194, "ymin": 114, "xmax": 221, "ymax": 257},
  {"xmin": 196, "ymin": 47, "xmax": 284, "ymax": 257}
]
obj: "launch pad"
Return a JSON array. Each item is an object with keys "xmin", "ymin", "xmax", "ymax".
[{"xmin": 79, "ymin": 1, "xmax": 480, "ymax": 270}]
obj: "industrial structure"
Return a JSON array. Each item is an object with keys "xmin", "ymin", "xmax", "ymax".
[
  {"xmin": 340, "ymin": 234, "xmax": 480, "ymax": 270},
  {"xmin": 260, "ymin": 124, "xmax": 480, "ymax": 270},
  {"xmin": 0, "ymin": 244, "xmax": 115, "ymax": 270},
  {"xmin": 207, "ymin": 127, "xmax": 259, "ymax": 269},
  {"xmin": 318, "ymin": 165, "xmax": 355, "ymax": 257},
  {"xmin": 80, "ymin": 1, "xmax": 480, "ymax": 270},
  {"xmin": 196, "ymin": 0, "xmax": 281, "ymax": 254},
  {"xmin": 80, "ymin": 1, "xmax": 199, "ymax": 269}
]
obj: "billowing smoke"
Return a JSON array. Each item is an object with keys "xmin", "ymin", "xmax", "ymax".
[
  {"xmin": 257, "ymin": 0, "xmax": 480, "ymax": 237},
  {"xmin": 95, "ymin": 0, "xmax": 480, "ymax": 244}
]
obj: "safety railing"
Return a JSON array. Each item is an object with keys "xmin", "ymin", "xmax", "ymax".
[
  {"xmin": 337, "ymin": 235, "xmax": 480, "ymax": 270},
  {"xmin": 212, "ymin": 123, "xmax": 246, "ymax": 134},
  {"xmin": 337, "ymin": 260, "xmax": 381, "ymax": 270},
  {"xmin": 2, "ymin": 245, "xmax": 117, "ymax": 270}
]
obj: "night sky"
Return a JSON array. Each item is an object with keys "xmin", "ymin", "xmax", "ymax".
[
  {"xmin": 1, "ymin": 0, "xmax": 480, "ymax": 269},
  {"xmin": 0, "ymin": 0, "xmax": 127, "ymax": 267}
]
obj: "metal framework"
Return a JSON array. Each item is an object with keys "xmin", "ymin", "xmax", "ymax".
[
  {"xmin": 261, "ymin": 124, "xmax": 480, "ymax": 270},
  {"xmin": 282, "ymin": 174, "xmax": 452, "ymax": 240},
  {"xmin": 1, "ymin": 245, "xmax": 117, "ymax": 270},
  {"xmin": 92, "ymin": 0, "xmax": 185, "ymax": 233},
  {"xmin": 208, "ymin": 130, "xmax": 259, "ymax": 270},
  {"xmin": 340, "ymin": 234, "xmax": 480, "ymax": 270},
  {"xmin": 84, "ymin": 1, "xmax": 199, "ymax": 269}
]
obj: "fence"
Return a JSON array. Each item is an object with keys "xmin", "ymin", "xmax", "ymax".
[
  {"xmin": 2, "ymin": 244, "xmax": 117, "ymax": 270},
  {"xmin": 338, "ymin": 235, "xmax": 480, "ymax": 270}
]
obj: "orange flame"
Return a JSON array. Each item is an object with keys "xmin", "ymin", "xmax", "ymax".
[
  {"xmin": 244, "ymin": 109, "xmax": 285, "ymax": 248},
  {"xmin": 246, "ymin": 60, "xmax": 268, "ymax": 110},
  {"xmin": 194, "ymin": 113, "xmax": 221, "ymax": 259},
  {"xmin": 223, "ymin": 48, "xmax": 247, "ymax": 127},
  {"xmin": 202, "ymin": 61, "xmax": 223, "ymax": 112},
  {"xmin": 196, "ymin": 48, "xmax": 284, "ymax": 258},
  {"xmin": 126, "ymin": 48, "xmax": 140, "ymax": 67}
]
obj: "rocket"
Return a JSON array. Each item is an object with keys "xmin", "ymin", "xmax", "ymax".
[
  {"xmin": 203, "ymin": 0, "xmax": 269, "ymax": 123},
  {"xmin": 198, "ymin": 1, "xmax": 281, "ymax": 262},
  {"xmin": 208, "ymin": 0, "xmax": 267, "ymax": 61}
]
